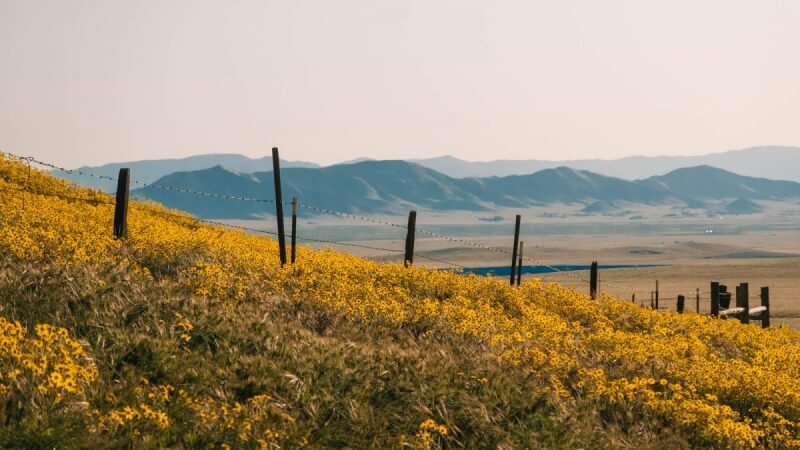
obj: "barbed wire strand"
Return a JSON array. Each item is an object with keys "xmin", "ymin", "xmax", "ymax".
[
  {"xmin": 0, "ymin": 180, "xmax": 721, "ymax": 301},
  {"xmin": 0, "ymin": 151, "xmax": 284, "ymax": 205},
  {"xmin": 2, "ymin": 161, "xmax": 790, "ymax": 308},
  {"xmin": 0, "ymin": 151, "xmax": 643, "ymax": 290},
  {"xmin": 0, "ymin": 151, "xmax": 651, "ymax": 291},
  {"xmin": 0, "ymin": 181, "xmax": 415, "ymax": 260}
]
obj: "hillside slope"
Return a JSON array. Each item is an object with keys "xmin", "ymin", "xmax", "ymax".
[{"xmin": 2, "ymin": 154, "xmax": 800, "ymax": 448}]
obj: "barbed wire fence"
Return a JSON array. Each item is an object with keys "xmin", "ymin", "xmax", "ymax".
[
  {"xmin": 0, "ymin": 150, "xmax": 776, "ymax": 324},
  {"xmin": 0, "ymin": 150, "xmax": 716, "ymax": 292}
]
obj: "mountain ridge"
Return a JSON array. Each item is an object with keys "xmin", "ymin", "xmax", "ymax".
[
  {"xmin": 58, "ymin": 153, "xmax": 320, "ymax": 191},
  {"xmin": 54, "ymin": 146, "xmax": 800, "ymax": 191},
  {"xmin": 410, "ymin": 146, "xmax": 800, "ymax": 181},
  {"xmin": 131, "ymin": 161, "xmax": 800, "ymax": 219}
]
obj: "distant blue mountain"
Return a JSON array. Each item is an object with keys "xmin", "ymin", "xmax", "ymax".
[
  {"xmin": 55, "ymin": 146, "xmax": 800, "ymax": 193},
  {"xmin": 411, "ymin": 146, "xmax": 800, "ymax": 181},
  {"xmin": 128, "ymin": 162, "xmax": 800, "ymax": 219},
  {"xmin": 640, "ymin": 165, "xmax": 800, "ymax": 199},
  {"xmin": 57, "ymin": 153, "xmax": 319, "ymax": 191}
]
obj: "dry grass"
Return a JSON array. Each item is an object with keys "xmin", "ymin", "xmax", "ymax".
[{"xmin": 0, "ymin": 258, "xmax": 681, "ymax": 449}]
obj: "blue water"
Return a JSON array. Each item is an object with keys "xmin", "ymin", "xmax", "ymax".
[{"xmin": 462, "ymin": 264, "xmax": 659, "ymax": 277}]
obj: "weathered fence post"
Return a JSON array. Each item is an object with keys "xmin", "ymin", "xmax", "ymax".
[
  {"xmin": 719, "ymin": 284, "xmax": 731, "ymax": 309},
  {"xmin": 404, "ymin": 210, "xmax": 416, "ymax": 267},
  {"xmin": 742, "ymin": 283, "xmax": 750, "ymax": 325},
  {"xmin": 696, "ymin": 288, "xmax": 700, "ymax": 313},
  {"xmin": 655, "ymin": 280, "xmax": 660, "ymax": 310},
  {"xmin": 590, "ymin": 261, "xmax": 598, "ymax": 299},
  {"xmin": 761, "ymin": 286, "xmax": 770, "ymax": 328},
  {"xmin": 272, "ymin": 147, "xmax": 287, "ymax": 266},
  {"xmin": 736, "ymin": 283, "xmax": 750, "ymax": 324},
  {"xmin": 516, "ymin": 241, "xmax": 524, "ymax": 286},
  {"xmin": 113, "ymin": 168, "xmax": 130, "ymax": 239},
  {"xmin": 632, "ymin": 293, "xmax": 635, "ymax": 303},
  {"xmin": 291, "ymin": 197, "xmax": 298, "ymax": 264},
  {"xmin": 711, "ymin": 282, "xmax": 720, "ymax": 317},
  {"xmin": 650, "ymin": 291, "xmax": 654, "ymax": 309},
  {"xmin": 510, "ymin": 215, "xmax": 521, "ymax": 285},
  {"xmin": 677, "ymin": 295, "xmax": 685, "ymax": 313}
]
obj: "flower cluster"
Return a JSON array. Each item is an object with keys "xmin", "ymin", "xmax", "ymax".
[
  {"xmin": 95, "ymin": 379, "xmax": 172, "ymax": 432},
  {"xmin": 173, "ymin": 312, "xmax": 194, "ymax": 343},
  {"xmin": 0, "ymin": 317, "xmax": 97, "ymax": 406},
  {"xmin": 173, "ymin": 391, "xmax": 292, "ymax": 447},
  {"xmin": 412, "ymin": 418, "xmax": 448, "ymax": 449}
]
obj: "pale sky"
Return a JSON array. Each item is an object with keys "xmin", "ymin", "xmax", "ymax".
[{"xmin": 1, "ymin": 0, "xmax": 799, "ymax": 168}]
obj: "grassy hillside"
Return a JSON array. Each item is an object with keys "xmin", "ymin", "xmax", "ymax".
[{"xmin": 2, "ymin": 154, "xmax": 800, "ymax": 449}]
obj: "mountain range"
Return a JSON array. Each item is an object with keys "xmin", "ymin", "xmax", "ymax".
[
  {"xmin": 130, "ymin": 161, "xmax": 800, "ymax": 219},
  {"xmin": 59, "ymin": 154, "xmax": 319, "ymax": 191},
  {"xmin": 56, "ymin": 146, "xmax": 800, "ymax": 192},
  {"xmin": 410, "ymin": 146, "xmax": 800, "ymax": 180}
]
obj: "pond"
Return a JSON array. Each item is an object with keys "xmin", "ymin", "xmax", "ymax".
[{"xmin": 462, "ymin": 264, "xmax": 660, "ymax": 277}]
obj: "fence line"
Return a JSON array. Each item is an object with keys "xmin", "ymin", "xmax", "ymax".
[
  {"xmin": 0, "ymin": 182, "xmax": 583, "ymax": 281},
  {"xmin": 5, "ymin": 151, "xmax": 437, "ymax": 232},
  {"xmin": 5, "ymin": 152, "xmax": 285, "ymax": 205},
  {"xmin": 0, "ymin": 150, "xmax": 762, "ymax": 296},
  {"xmin": 0, "ymin": 151, "xmax": 656, "ymax": 292},
  {"xmin": 0, "ymin": 152, "xmax": 779, "ymax": 326},
  {"xmin": 6, "ymin": 181, "xmax": 774, "ymax": 324},
  {"xmin": 0, "ymin": 183, "xmax": 413, "ymax": 260},
  {"xmin": 2, "ymin": 152, "xmax": 600, "ymax": 281}
]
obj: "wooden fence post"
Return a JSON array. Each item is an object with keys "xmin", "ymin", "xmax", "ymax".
[
  {"xmin": 404, "ymin": 211, "xmax": 416, "ymax": 267},
  {"xmin": 710, "ymin": 282, "xmax": 720, "ymax": 317},
  {"xmin": 742, "ymin": 283, "xmax": 750, "ymax": 325},
  {"xmin": 510, "ymin": 215, "xmax": 521, "ymax": 285},
  {"xmin": 677, "ymin": 295, "xmax": 685, "ymax": 313},
  {"xmin": 736, "ymin": 283, "xmax": 749, "ymax": 324},
  {"xmin": 632, "ymin": 293, "xmax": 635, "ymax": 303},
  {"xmin": 590, "ymin": 261, "xmax": 598, "ymax": 299},
  {"xmin": 291, "ymin": 197, "xmax": 298, "ymax": 264},
  {"xmin": 696, "ymin": 288, "xmax": 700, "ymax": 313},
  {"xmin": 761, "ymin": 286, "xmax": 770, "ymax": 328},
  {"xmin": 272, "ymin": 147, "xmax": 287, "ymax": 266},
  {"xmin": 113, "ymin": 168, "xmax": 130, "ymax": 239},
  {"xmin": 720, "ymin": 284, "xmax": 731, "ymax": 309},
  {"xmin": 516, "ymin": 241, "xmax": 524, "ymax": 286},
  {"xmin": 655, "ymin": 280, "xmax": 659, "ymax": 310},
  {"xmin": 650, "ymin": 291, "xmax": 654, "ymax": 309}
]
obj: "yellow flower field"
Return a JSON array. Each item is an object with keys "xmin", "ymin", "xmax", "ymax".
[{"xmin": 2, "ymin": 153, "xmax": 800, "ymax": 448}]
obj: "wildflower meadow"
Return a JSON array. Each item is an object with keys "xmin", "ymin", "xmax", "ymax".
[{"xmin": 2, "ymin": 154, "xmax": 800, "ymax": 448}]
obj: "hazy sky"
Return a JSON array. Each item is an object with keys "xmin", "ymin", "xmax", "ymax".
[{"xmin": 1, "ymin": 0, "xmax": 799, "ymax": 167}]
